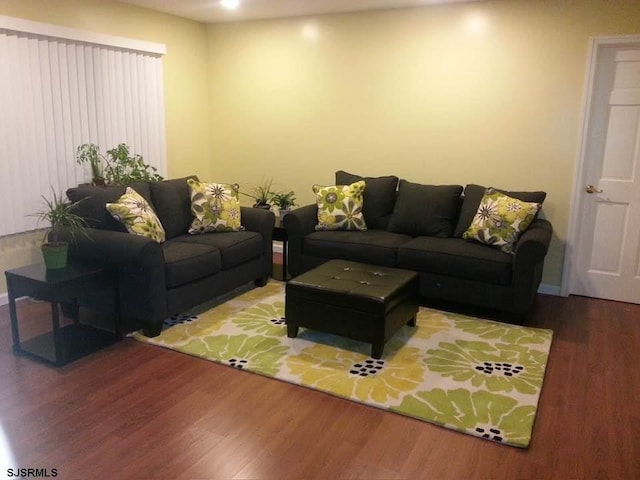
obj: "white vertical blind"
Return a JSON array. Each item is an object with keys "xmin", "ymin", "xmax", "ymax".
[{"xmin": 0, "ymin": 17, "xmax": 166, "ymax": 236}]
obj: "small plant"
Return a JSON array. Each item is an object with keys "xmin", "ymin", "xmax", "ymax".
[
  {"xmin": 76, "ymin": 143, "xmax": 163, "ymax": 185},
  {"xmin": 32, "ymin": 188, "xmax": 89, "ymax": 269},
  {"xmin": 76, "ymin": 144, "xmax": 105, "ymax": 185},
  {"xmin": 241, "ymin": 179, "xmax": 275, "ymax": 208},
  {"xmin": 32, "ymin": 189, "xmax": 88, "ymax": 244},
  {"xmin": 271, "ymin": 190, "xmax": 297, "ymax": 211},
  {"xmin": 104, "ymin": 143, "xmax": 163, "ymax": 184}
]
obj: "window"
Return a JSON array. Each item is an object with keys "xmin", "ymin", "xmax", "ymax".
[{"xmin": 0, "ymin": 15, "xmax": 166, "ymax": 236}]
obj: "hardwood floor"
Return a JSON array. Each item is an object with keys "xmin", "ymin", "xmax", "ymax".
[{"xmin": 1, "ymin": 274, "xmax": 639, "ymax": 479}]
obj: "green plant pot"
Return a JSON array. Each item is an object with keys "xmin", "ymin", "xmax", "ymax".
[{"xmin": 41, "ymin": 242, "xmax": 69, "ymax": 270}]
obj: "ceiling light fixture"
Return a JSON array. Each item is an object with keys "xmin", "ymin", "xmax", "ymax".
[
  {"xmin": 465, "ymin": 13, "xmax": 489, "ymax": 34},
  {"xmin": 220, "ymin": 0, "xmax": 240, "ymax": 10},
  {"xmin": 301, "ymin": 23, "xmax": 320, "ymax": 42}
]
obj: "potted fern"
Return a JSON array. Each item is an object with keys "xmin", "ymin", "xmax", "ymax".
[
  {"xmin": 242, "ymin": 179, "xmax": 275, "ymax": 209},
  {"xmin": 32, "ymin": 190, "xmax": 88, "ymax": 269}
]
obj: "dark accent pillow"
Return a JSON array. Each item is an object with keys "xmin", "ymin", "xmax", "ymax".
[
  {"xmin": 149, "ymin": 175, "xmax": 199, "ymax": 239},
  {"xmin": 335, "ymin": 170, "xmax": 399, "ymax": 229},
  {"xmin": 66, "ymin": 182, "xmax": 152, "ymax": 232},
  {"xmin": 387, "ymin": 180, "xmax": 463, "ymax": 237},
  {"xmin": 454, "ymin": 184, "xmax": 547, "ymax": 238}
]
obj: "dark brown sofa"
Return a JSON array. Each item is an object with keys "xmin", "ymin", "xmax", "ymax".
[
  {"xmin": 64, "ymin": 176, "xmax": 274, "ymax": 336},
  {"xmin": 284, "ymin": 171, "xmax": 552, "ymax": 319}
]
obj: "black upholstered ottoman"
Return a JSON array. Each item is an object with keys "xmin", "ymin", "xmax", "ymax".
[{"xmin": 285, "ymin": 260, "xmax": 419, "ymax": 359}]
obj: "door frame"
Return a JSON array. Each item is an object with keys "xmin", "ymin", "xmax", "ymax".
[{"xmin": 561, "ymin": 34, "xmax": 640, "ymax": 297}]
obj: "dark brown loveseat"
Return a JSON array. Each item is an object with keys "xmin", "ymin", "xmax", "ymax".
[
  {"xmin": 284, "ymin": 171, "xmax": 552, "ymax": 319},
  {"xmin": 64, "ymin": 176, "xmax": 274, "ymax": 336}
]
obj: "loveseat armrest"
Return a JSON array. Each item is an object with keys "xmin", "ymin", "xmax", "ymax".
[
  {"xmin": 60, "ymin": 227, "xmax": 167, "ymax": 332},
  {"xmin": 283, "ymin": 204, "xmax": 318, "ymax": 276},
  {"xmin": 241, "ymin": 207, "xmax": 275, "ymax": 278},
  {"xmin": 512, "ymin": 218, "xmax": 553, "ymax": 313},
  {"xmin": 63, "ymin": 227, "xmax": 163, "ymax": 266}
]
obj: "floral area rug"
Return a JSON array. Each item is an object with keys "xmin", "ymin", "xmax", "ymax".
[{"xmin": 133, "ymin": 282, "xmax": 553, "ymax": 448}]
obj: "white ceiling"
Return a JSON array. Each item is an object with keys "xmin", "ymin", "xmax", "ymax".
[{"xmin": 116, "ymin": 0, "xmax": 482, "ymax": 24}]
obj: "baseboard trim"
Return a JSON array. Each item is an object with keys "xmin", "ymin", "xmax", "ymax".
[
  {"xmin": 538, "ymin": 283, "xmax": 561, "ymax": 296},
  {"xmin": 0, "ymin": 292, "xmax": 7, "ymax": 307}
]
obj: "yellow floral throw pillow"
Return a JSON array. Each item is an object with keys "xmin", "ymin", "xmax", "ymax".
[
  {"xmin": 187, "ymin": 179, "xmax": 243, "ymax": 233},
  {"xmin": 106, "ymin": 187, "xmax": 166, "ymax": 243},
  {"xmin": 463, "ymin": 188, "xmax": 540, "ymax": 254},
  {"xmin": 313, "ymin": 180, "xmax": 367, "ymax": 231}
]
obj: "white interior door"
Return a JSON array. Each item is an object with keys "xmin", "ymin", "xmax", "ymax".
[{"xmin": 571, "ymin": 43, "xmax": 640, "ymax": 304}]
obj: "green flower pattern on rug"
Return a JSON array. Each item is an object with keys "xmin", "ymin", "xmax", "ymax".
[
  {"xmin": 453, "ymin": 316, "xmax": 552, "ymax": 345},
  {"xmin": 233, "ymin": 301, "xmax": 285, "ymax": 336},
  {"xmin": 184, "ymin": 334, "xmax": 288, "ymax": 377},
  {"xmin": 425, "ymin": 340, "xmax": 548, "ymax": 395},
  {"xmin": 287, "ymin": 341, "xmax": 425, "ymax": 404},
  {"xmin": 414, "ymin": 310, "xmax": 454, "ymax": 339},
  {"xmin": 395, "ymin": 388, "xmax": 537, "ymax": 447},
  {"xmin": 134, "ymin": 284, "xmax": 552, "ymax": 448}
]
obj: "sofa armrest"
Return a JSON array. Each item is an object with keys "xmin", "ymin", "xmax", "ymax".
[
  {"xmin": 512, "ymin": 218, "xmax": 553, "ymax": 313},
  {"xmin": 60, "ymin": 227, "xmax": 167, "ymax": 328},
  {"xmin": 283, "ymin": 204, "xmax": 318, "ymax": 276},
  {"xmin": 241, "ymin": 207, "xmax": 275, "ymax": 278},
  {"xmin": 62, "ymin": 227, "xmax": 163, "ymax": 266}
]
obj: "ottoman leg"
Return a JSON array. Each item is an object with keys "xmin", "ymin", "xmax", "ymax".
[
  {"xmin": 371, "ymin": 342, "xmax": 384, "ymax": 359},
  {"xmin": 287, "ymin": 324, "xmax": 299, "ymax": 338}
]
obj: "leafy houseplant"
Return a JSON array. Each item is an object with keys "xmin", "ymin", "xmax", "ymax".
[
  {"xmin": 76, "ymin": 143, "xmax": 163, "ymax": 186},
  {"xmin": 271, "ymin": 190, "xmax": 297, "ymax": 217},
  {"xmin": 76, "ymin": 144, "xmax": 105, "ymax": 185},
  {"xmin": 32, "ymin": 189, "xmax": 88, "ymax": 269},
  {"xmin": 242, "ymin": 179, "xmax": 275, "ymax": 209},
  {"xmin": 104, "ymin": 143, "xmax": 163, "ymax": 184}
]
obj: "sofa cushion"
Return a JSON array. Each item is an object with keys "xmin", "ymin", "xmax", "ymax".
[
  {"xmin": 388, "ymin": 181, "xmax": 463, "ymax": 237},
  {"xmin": 303, "ymin": 230, "xmax": 413, "ymax": 267},
  {"xmin": 149, "ymin": 176, "xmax": 198, "ymax": 239},
  {"xmin": 463, "ymin": 189, "xmax": 541, "ymax": 254},
  {"xmin": 397, "ymin": 236, "xmax": 512, "ymax": 285},
  {"xmin": 106, "ymin": 187, "xmax": 166, "ymax": 243},
  {"xmin": 66, "ymin": 182, "xmax": 152, "ymax": 232},
  {"xmin": 172, "ymin": 231, "xmax": 263, "ymax": 270},
  {"xmin": 313, "ymin": 181, "xmax": 367, "ymax": 231},
  {"xmin": 335, "ymin": 171, "xmax": 398, "ymax": 230},
  {"xmin": 162, "ymin": 241, "xmax": 221, "ymax": 288},
  {"xmin": 454, "ymin": 184, "xmax": 546, "ymax": 238},
  {"xmin": 187, "ymin": 179, "xmax": 243, "ymax": 233}
]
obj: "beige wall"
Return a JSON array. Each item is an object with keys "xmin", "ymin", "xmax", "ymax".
[
  {"xmin": 0, "ymin": 0, "xmax": 210, "ymax": 294},
  {"xmin": 207, "ymin": 0, "xmax": 640, "ymax": 288},
  {"xmin": 2, "ymin": 0, "xmax": 640, "ymax": 296}
]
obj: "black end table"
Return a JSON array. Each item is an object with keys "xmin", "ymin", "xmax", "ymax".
[
  {"xmin": 5, "ymin": 263, "xmax": 120, "ymax": 366},
  {"xmin": 273, "ymin": 216, "xmax": 289, "ymax": 281}
]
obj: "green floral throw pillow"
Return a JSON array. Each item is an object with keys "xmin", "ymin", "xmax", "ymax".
[
  {"xmin": 463, "ymin": 188, "xmax": 540, "ymax": 254},
  {"xmin": 187, "ymin": 179, "xmax": 243, "ymax": 233},
  {"xmin": 313, "ymin": 180, "xmax": 367, "ymax": 231},
  {"xmin": 106, "ymin": 187, "xmax": 166, "ymax": 243}
]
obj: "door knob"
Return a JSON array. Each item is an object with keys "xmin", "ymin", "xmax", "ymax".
[{"xmin": 585, "ymin": 184, "xmax": 603, "ymax": 194}]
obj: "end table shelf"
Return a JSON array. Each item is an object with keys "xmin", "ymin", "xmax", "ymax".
[{"xmin": 5, "ymin": 263, "xmax": 120, "ymax": 367}]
